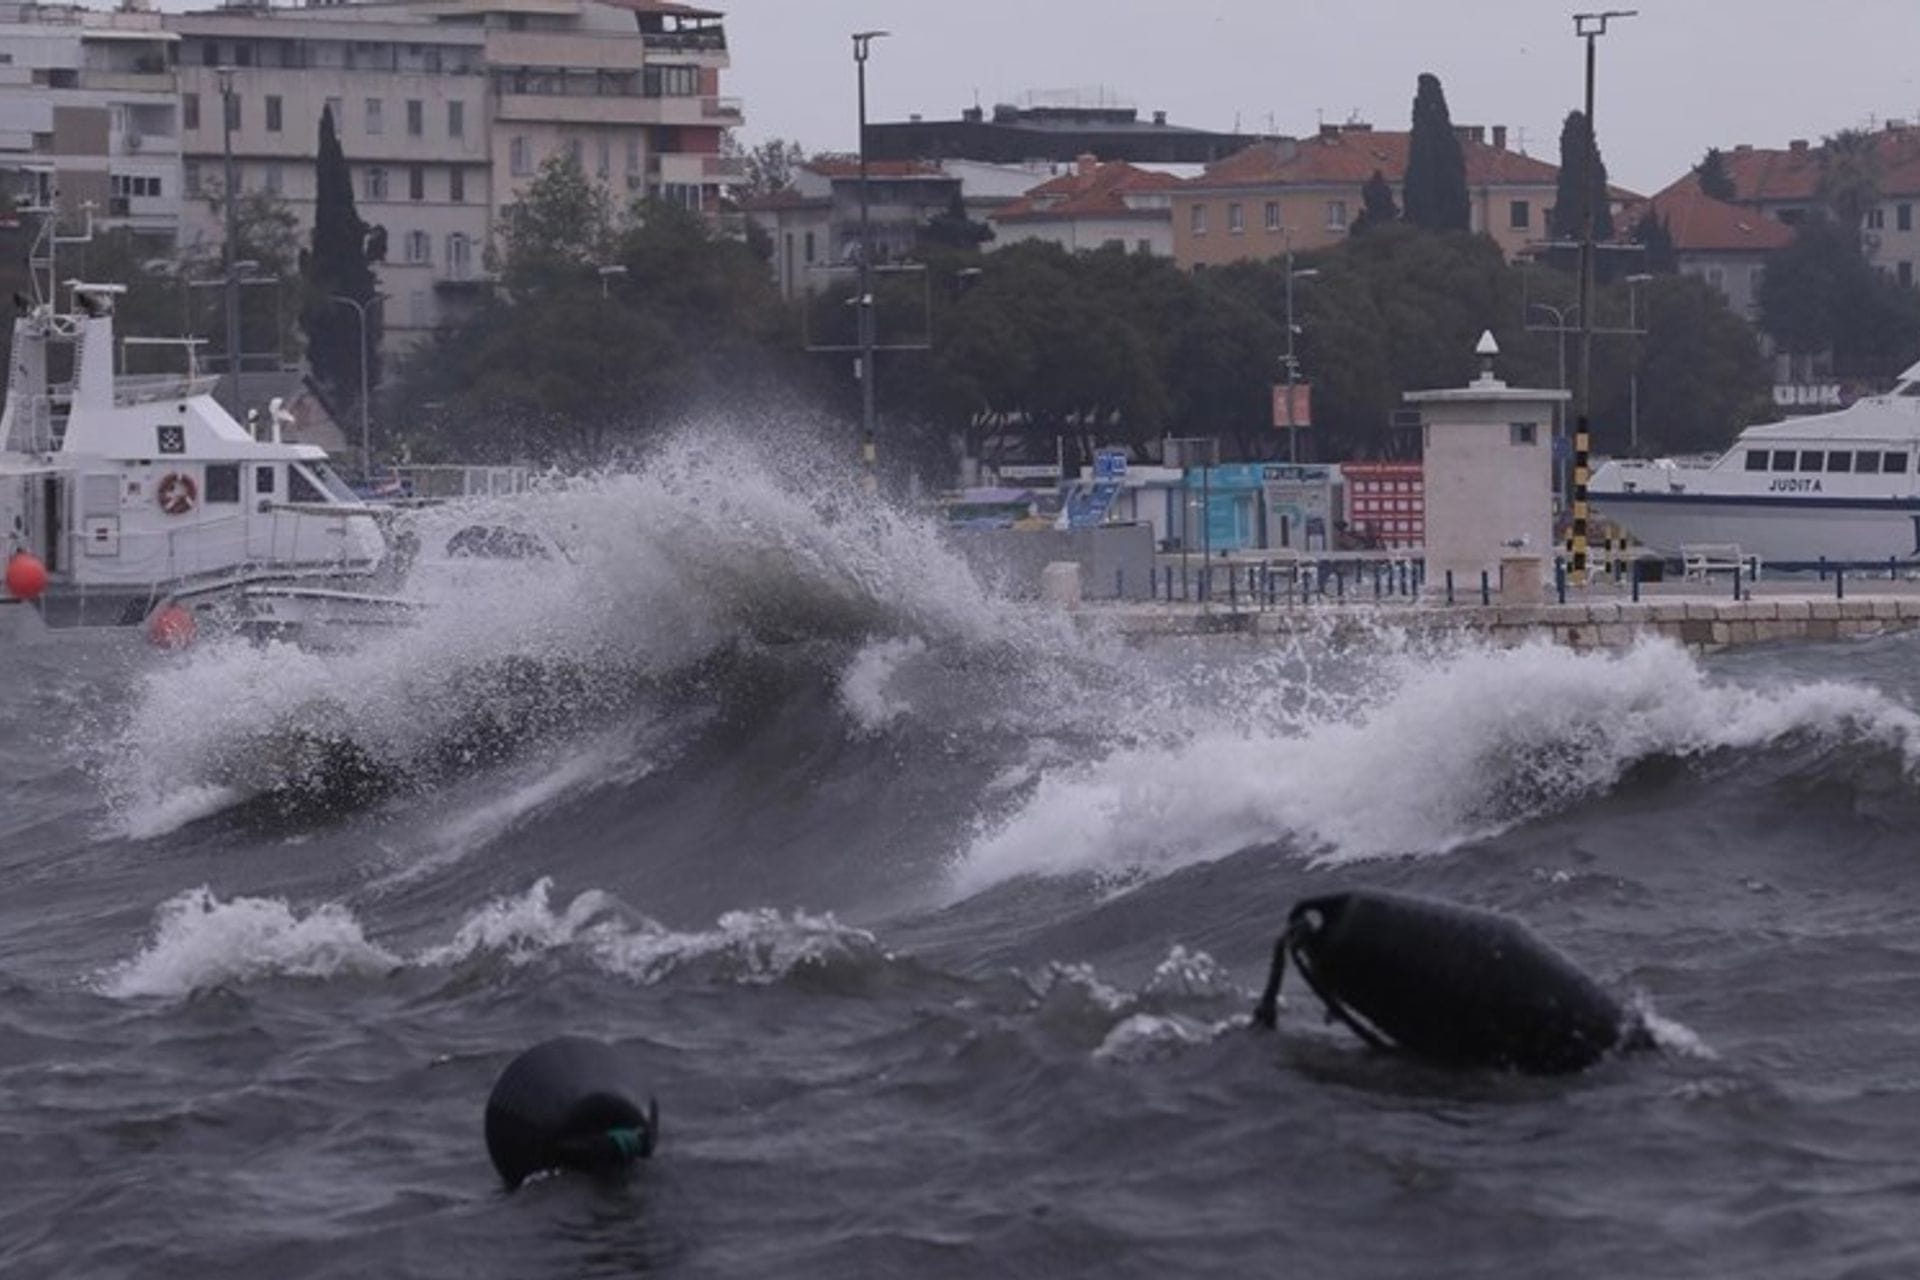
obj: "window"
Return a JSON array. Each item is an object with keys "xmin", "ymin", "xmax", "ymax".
[
  {"xmin": 446, "ymin": 233, "xmax": 471, "ymax": 279},
  {"xmin": 406, "ymin": 98, "xmax": 423, "ymax": 136},
  {"xmin": 288, "ymin": 467, "xmax": 324, "ymax": 503},
  {"xmin": 1903, "ymin": 203, "xmax": 1914, "ymax": 232},
  {"xmin": 625, "ymin": 134, "xmax": 641, "ymax": 171},
  {"xmin": 1510, "ymin": 422, "xmax": 1537, "ymax": 446},
  {"xmin": 448, "ymin": 100, "xmax": 465, "ymax": 138},
  {"xmin": 1137, "ymin": 238, "xmax": 1151, "ymax": 253},
  {"xmin": 365, "ymin": 97, "xmax": 383, "ymax": 135},
  {"xmin": 404, "ymin": 229, "xmax": 430, "ymax": 263},
  {"xmin": 182, "ymin": 92, "xmax": 199, "ymax": 131},
  {"xmin": 1857, "ymin": 450, "xmax": 1883, "ymax": 474},
  {"xmin": 409, "ymin": 164, "xmax": 424, "ymax": 200},
  {"xmin": 1867, "ymin": 207, "xmax": 1886, "ymax": 230},
  {"xmin": 1325, "ymin": 200, "xmax": 1348, "ymax": 230},
  {"xmin": 804, "ymin": 230, "xmax": 815, "ymax": 263},
  {"xmin": 509, "ymin": 136, "xmax": 530, "ymax": 177},
  {"xmin": 1886, "ymin": 451, "xmax": 1910, "ymax": 474},
  {"xmin": 1771, "ymin": 450, "xmax": 1796, "ymax": 472},
  {"xmin": 1190, "ymin": 204, "xmax": 1207, "ymax": 235},
  {"xmin": 1744, "ymin": 450, "xmax": 1769, "ymax": 472},
  {"xmin": 263, "ymin": 164, "xmax": 282, "ymax": 195},
  {"xmin": 566, "ymin": 137, "xmax": 583, "ymax": 167},
  {"xmin": 1828, "ymin": 451, "xmax": 1853, "ymax": 472},
  {"xmin": 641, "ymin": 64, "xmax": 698, "ymax": 96},
  {"xmin": 1265, "ymin": 201, "xmax": 1280, "ymax": 231},
  {"xmin": 255, "ymin": 465, "xmax": 275, "ymax": 496},
  {"xmin": 201, "ymin": 40, "xmax": 221, "ymax": 67},
  {"xmin": 1509, "ymin": 199, "xmax": 1530, "ymax": 229},
  {"xmin": 364, "ymin": 167, "xmax": 388, "ymax": 200},
  {"xmin": 204, "ymin": 464, "xmax": 240, "ymax": 504},
  {"xmin": 1800, "ymin": 450, "xmax": 1825, "ymax": 471},
  {"xmin": 265, "ymin": 95, "xmax": 282, "ymax": 133},
  {"xmin": 1227, "ymin": 202, "xmax": 1244, "ymax": 234},
  {"xmin": 449, "ymin": 167, "xmax": 464, "ymax": 203}
]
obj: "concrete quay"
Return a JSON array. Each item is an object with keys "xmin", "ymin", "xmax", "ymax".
[{"xmin": 1082, "ymin": 580, "xmax": 1920, "ymax": 652}]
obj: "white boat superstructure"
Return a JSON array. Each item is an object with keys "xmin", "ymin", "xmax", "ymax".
[
  {"xmin": 0, "ymin": 213, "xmax": 384, "ymax": 636},
  {"xmin": 1591, "ymin": 361, "xmax": 1920, "ymax": 569}
]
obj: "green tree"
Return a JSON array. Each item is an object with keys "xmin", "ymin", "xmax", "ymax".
[
  {"xmin": 1349, "ymin": 169, "xmax": 1400, "ymax": 237},
  {"xmin": 493, "ymin": 152, "xmax": 615, "ymax": 295},
  {"xmin": 917, "ymin": 190, "xmax": 994, "ymax": 252},
  {"xmin": 1403, "ymin": 73, "xmax": 1469, "ymax": 232},
  {"xmin": 1630, "ymin": 208, "xmax": 1678, "ymax": 274},
  {"xmin": 1612, "ymin": 274, "xmax": 1769, "ymax": 455},
  {"xmin": 1817, "ymin": 128, "xmax": 1881, "ymax": 243},
  {"xmin": 182, "ymin": 186, "xmax": 307, "ymax": 368},
  {"xmin": 1758, "ymin": 215, "xmax": 1920, "ymax": 380},
  {"xmin": 1694, "ymin": 147, "xmax": 1736, "ymax": 202},
  {"xmin": 1552, "ymin": 110, "xmax": 1614, "ymax": 244},
  {"xmin": 725, "ymin": 136, "xmax": 807, "ymax": 199},
  {"xmin": 300, "ymin": 106, "xmax": 383, "ymax": 421}
]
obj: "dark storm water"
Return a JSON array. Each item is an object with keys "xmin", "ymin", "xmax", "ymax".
[{"xmin": 9, "ymin": 461, "xmax": 1920, "ymax": 1279}]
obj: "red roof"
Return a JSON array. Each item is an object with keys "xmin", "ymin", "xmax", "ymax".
[
  {"xmin": 1632, "ymin": 172, "xmax": 1794, "ymax": 254},
  {"xmin": 804, "ymin": 157, "xmax": 947, "ymax": 180},
  {"xmin": 1718, "ymin": 126, "xmax": 1920, "ymax": 202},
  {"xmin": 1192, "ymin": 127, "xmax": 1568, "ymax": 190},
  {"xmin": 995, "ymin": 160, "xmax": 1183, "ymax": 222}
]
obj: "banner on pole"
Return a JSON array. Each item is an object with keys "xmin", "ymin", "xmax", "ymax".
[{"xmin": 1271, "ymin": 383, "xmax": 1313, "ymax": 428}]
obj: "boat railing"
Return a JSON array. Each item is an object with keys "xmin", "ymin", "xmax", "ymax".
[{"xmin": 112, "ymin": 373, "xmax": 221, "ymax": 405}]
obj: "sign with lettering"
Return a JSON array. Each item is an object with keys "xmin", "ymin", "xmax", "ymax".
[{"xmin": 1271, "ymin": 383, "xmax": 1313, "ymax": 428}]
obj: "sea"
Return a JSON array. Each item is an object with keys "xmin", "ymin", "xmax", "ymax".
[{"xmin": 8, "ymin": 435, "xmax": 1920, "ymax": 1279}]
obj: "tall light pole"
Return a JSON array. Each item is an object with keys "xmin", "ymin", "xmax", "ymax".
[
  {"xmin": 216, "ymin": 65, "xmax": 242, "ymax": 415},
  {"xmin": 1570, "ymin": 8, "xmax": 1636, "ymax": 583},
  {"xmin": 596, "ymin": 263, "xmax": 628, "ymax": 298},
  {"xmin": 1529, "ymin": 299, "xmax": 1572, "ymax": 498},
  {"xmin": 1624, "ymin": 272, "xmax": 1653, "ymax": 454},
  {"xmin": 1282, "ymin": 235, "xmax": 1319, "ymax": 466},
  {"xmin": 330, "ymin": 292, "xmax": 378, "ymax": 480},
  {"xmin": 852, "ymin": 29, "xmax": 888, "ymax": 488}
]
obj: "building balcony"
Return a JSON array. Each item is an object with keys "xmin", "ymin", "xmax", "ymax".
[
  {"xmin": 702, "ymin": 96, "xmax": 742, "ymax": 125},
  {"xmin": 78, "ymin": 70, "xmax": 175, "ymax": 94},
  {"xmin": 495, "ymin": 92, "xmax": 724, "ymax": 127},
  {"xmin": 486, "ymin": 31, "xmax": 645, "ymax": 73},
  {"xmin": 643, "ymin": 28, "xmax": 727, "ymax": 55}
]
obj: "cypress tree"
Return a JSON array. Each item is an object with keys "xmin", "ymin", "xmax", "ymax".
[
  {"xmin": 1349, "ymin": 168, "xmax": 1400, "ymax": 236},
  {"xmin": 1403, "ymin": 73, "xmax": 1469, "ymax": 232},
  {"xmin": 301, "ymin": 106, "xmax": 383, "ymax": 418},
  {"xmin": 1553, "ymin": 110, "xmax": 1614, "ymax": 244},
  {"xmin": 1694, "ymin": 147, "xmax": 1736, "ymax": 202}
]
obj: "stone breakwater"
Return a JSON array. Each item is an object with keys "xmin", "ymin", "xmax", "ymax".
[{"xmin": 1087, "ymin": 592, "xmax": 1920, "ymax": 652}]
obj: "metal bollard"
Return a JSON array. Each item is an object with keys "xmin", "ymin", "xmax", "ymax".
[
  {"xmin": 1893, "ymin": 556, "xmax": 1899, "ymax": 582},
  {"xmin": 1731, "ymin": 563, "xmax": 1741, "ymax": 602},
  {"xmin": 1374, "ymin": 564, "xmax": 1383, "ymax": 599},
  {"xmin": 1555, "ymin": 561, "xmax": 1566, "ymax": 605},
  {"xmin": 1445, "ymin": 569, "xmax": 1455, "ymax": 606},
  {"xmin": 1630, "ymin": 559, "xmax": 1641, "ymax": 603},
  {"xmin": 1336, "ymin": 569, "xmax": 1345, "ymax": 601},
  {"xmin": 1480, "ymin": 570, "xmax": 1490, "ymax": 606},
  {"xmin": 1838, "ymin": 566, "xmax": 1846, "ymax": 600},
  {"xmin": 1819, "ymin": 555, "xmax": 1827, "ymax": 582}
]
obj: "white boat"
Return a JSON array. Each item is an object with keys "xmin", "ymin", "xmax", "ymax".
[
  {"xmin": 0, "ymin": 213, "xmax": 385, "ymax": 638},
  {"xmin": 1590, "ymin": 363, "xmax": 1920, "ymax": 570}
]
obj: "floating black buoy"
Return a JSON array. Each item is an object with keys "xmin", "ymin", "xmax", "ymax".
[
  {"xmin": 484, "ymin": 1036, "xmax": 659, "ymax": 1190},
  {"xmin": 1251, "ymin": 890, "xmax": 1651, "ymax": 1074}
]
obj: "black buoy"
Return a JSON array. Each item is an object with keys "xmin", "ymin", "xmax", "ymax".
[
  {"xmin": 1251, "ymin": 889, "xmax": 1651, "ymax": 1074},
  {"xmin": 484, "ymin": 1036, "xmax": 659, "ymax": 1190}
]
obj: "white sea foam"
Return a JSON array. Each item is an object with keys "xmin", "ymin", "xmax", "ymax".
[
  {"xmin": 839, "ymin": 636, "xmax": 927, "ymax": 733},
  {"xmin": 99, "ymin": 876, "xmax": 883, "ymax": 999},
  {"xmin": 950, "ymin": 635, "xmax": 1920, "ymax": 896}
]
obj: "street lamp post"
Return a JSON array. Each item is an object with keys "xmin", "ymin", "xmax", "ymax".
[
  {"xmin": 1623, "ymin": 272, "xmax": 1653, "ymax": 454},
  {"xmin": 330, "ymin": 292, "xmax": 379, "ymax": 480},
  {"xmin": 1282, "ymin": 238, "xmax": 1319, "ymax": 466},
  {"xmin": 1570, "ymin": 8, "xmax": 1637, "ymax": 582},
  {"xmin": 852, "ymin": 29, "xmax": 888, "ymax": 486},
  {"xmin": 1529, "ymin": 299, "xmax": 1573, "ymax": 498},
  {"xmin": 596, "ymin": 263, "xmax": 628, "ymax": 298},
  {"xmin": 216, "ymin": 66, "xmax": 242, "ymax": 415}
]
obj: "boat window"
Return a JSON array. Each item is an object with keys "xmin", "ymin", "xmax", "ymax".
[
  {"xmin": 1770, "ymin": 450, "xmax": 1796, "ymax": 472},
  {"xmin": 1886, "ymin": 451, "xmax": 1910, "ymax": 474},
  {"xmin": 256, "ymin": 464, "xmax": 276, "ymax": 495},
  {"xmin": 288, "ymin": 466, "xmax": 324, "ymax": 503},
  {"xmin": 1744, "ymin": 450, "xmax": 1768, "ymax": 471},
  {"xmin": 1857, "ymin": 451, "xmax": 1882, "ymax": 474},
  {"xmin": 1799, "ymin": 450, "xmax": 1825, "ymax": 472},
  {"xmin": 205, "ymin": 464, "xmax": 241, "ymax": 503},
  {"xmin": 1827, "ymin": 451, "xmax": 1852, "ymax": 473}
]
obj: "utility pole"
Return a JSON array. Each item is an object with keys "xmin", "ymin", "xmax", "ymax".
[
  {"xmin": 331, "ymin": 293, "xmax": 375, "ymax": 480},
  {"xmin": 853, "ymin": 30, "xmax": 888, "ymax": 489},
  {"xmin": 217, "ymin": 66, "xmax": 242, "ymax": 416},
  {"xmin": 1570, "ymin": 9, "xmax": 1636, "ymax": 583}
]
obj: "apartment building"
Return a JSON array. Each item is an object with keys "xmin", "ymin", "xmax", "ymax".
[
  {"xmin": 747, "ymin": 158, "xmax": 960, "ymax": 300},
  {"xmin": 164, "ymin": 0, "xmax": 739, "ymax": 352},
  {"xmin": 0, "ymin": 0, "xmax": 182, "ymax": 247},
  {"xmin": 1629, "ymin": 171, "xmax": 1792, "ymax": 324},
  {"xmin": 1173, "ymin": 122, "xmax": 1566, "ymax": 268}
]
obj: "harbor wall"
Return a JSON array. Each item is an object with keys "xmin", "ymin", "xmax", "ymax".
[{"xmin": 946, "ymin": 524, "xmax": 1157, "ymax": 600}]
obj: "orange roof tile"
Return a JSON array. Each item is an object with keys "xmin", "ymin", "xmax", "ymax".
[
  {"xmin": 995, "ymin": 160, "xmax": 1184, "ymax": 222},
  {"xmin": 1718, "ymin": 127, "xmax": 1920, "ymax": 202},
  {"xmin": 1190, "ymin": 127, "xmax": 1570, "ymax": 191},
  {"xmin": 1633, "ymin": 172, "xmax": 1794, "ymax": 253}
]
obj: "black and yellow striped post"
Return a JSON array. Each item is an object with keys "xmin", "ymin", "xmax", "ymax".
[{"xmin": 1570, "ymin": 416, "xmax": 1591, "ymax": 584}]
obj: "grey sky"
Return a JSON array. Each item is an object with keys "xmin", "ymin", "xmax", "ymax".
[{"xmin": 718, "ymin": 0, "xmax": 1920, "ymax": 195}]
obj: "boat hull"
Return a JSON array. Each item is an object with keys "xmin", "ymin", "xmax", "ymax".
[{"xmin": 1591, "ymin": 490, "xmax": 1920, "ymax": 569}]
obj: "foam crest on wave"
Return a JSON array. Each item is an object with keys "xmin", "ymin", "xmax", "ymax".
[
  {"xmin": 98, "ymin": 877, "xmax": 887, "ymax": 999},
  {"xmin": 950, "ymin": 637, "xmax": 1920, "ymax": 895}
]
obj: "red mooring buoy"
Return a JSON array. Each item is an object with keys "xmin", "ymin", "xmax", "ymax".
[
  {"xmin": 4, "ymin": 551, "xmax": 48, "ymax": 601},
  {"xmin": 146, "ymin": 603, "xmax": 197, "ymax": 650}
]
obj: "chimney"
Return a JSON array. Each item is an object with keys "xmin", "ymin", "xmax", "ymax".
[
  {"xmin": 1789, "ymin": 138, "xmax": 1809, "ymax": 152},
  {"xmin": 1320, "ymin": 123, "xmax": 1340, "ymax": 139},
  {"xmin": 909, "ymin": 113, "xmax": 922, "ymax": 124},
  {"xmin": 1152, "ymin": 109, "xmax": 1167, "ymax": 126},
  {"xmin": 962, "ymin": 105, "xmax": 983, "ymax": 124},
  {"xmin": 1734, "ymin": 143, "xmax": 1753, "ymax": 153},
  {"xmin": 1492, "ymin": 124, "xmax": 1507, "ymax": 150}
]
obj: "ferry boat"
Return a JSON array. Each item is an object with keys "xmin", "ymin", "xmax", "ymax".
[
  {"xmin": 0, "ymin": 213, "xmax": 385, "ymax": 638},
  {"xmin": 1590, "ymin": 363, "xmax": 1920, "ymax": 570}
]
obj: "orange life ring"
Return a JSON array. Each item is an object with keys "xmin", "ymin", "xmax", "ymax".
[{"xmin": 157, "ymin": 472, "xmax": 198, "ymax": 516}]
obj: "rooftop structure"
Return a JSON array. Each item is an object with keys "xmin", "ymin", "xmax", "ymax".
[{"xmin": 866, "ymin": 100, "xmax": 1257, "ymax": 166}]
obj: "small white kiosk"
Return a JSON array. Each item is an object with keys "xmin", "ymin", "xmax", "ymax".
[{"xmin": 1405, "ymin": 332, "xmax": 1570, "ymax": 600}]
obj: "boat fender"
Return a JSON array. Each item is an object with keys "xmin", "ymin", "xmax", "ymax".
[
  {"xmin": 1250, "ymin": 889, "xmax": 1652, "ymax": 1074},
  {"xmin": 484, "ymin": 1036, "xmax": 659, "ymax": 1190},
  {"xmin": 4, "ymin": 550, "xmax": 47, "ymax": 600},
  {"xmin": 157, "ymin": 472, "xmax": 198, "ymax": 517}
]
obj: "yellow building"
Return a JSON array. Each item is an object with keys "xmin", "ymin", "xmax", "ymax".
[{"xmin": 1174, "ymin": 122, "xmax": 1569, "ymax": 268}]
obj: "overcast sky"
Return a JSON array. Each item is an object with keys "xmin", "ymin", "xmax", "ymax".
[{"xmin": 717, "ymin": 0, "xmax": 1920, "ymax": 195}]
